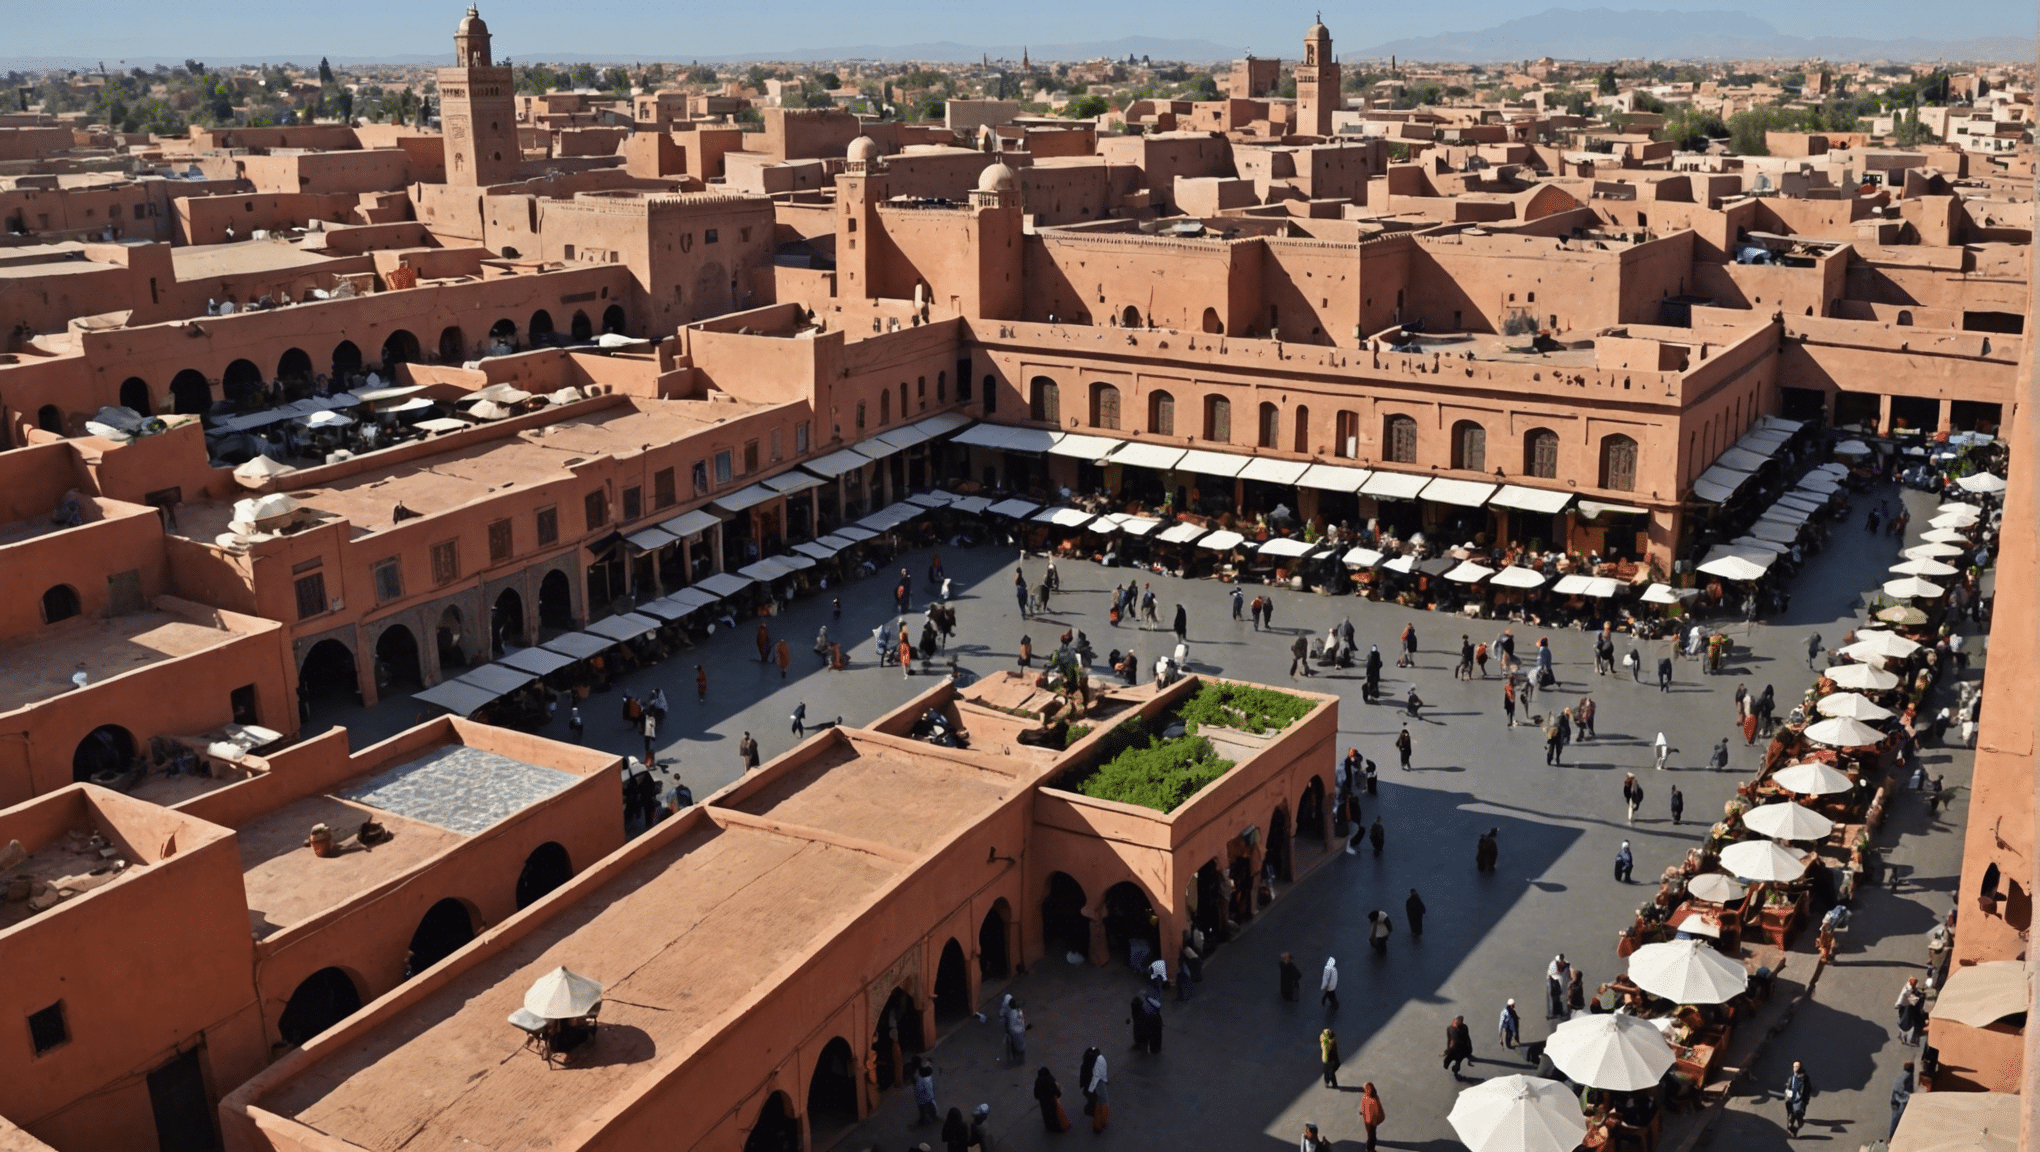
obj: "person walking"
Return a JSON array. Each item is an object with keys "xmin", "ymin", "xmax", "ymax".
[
  {"xmin": 1498, "ymin": 998, "xmax": 1521, "ymax": 1049},
  {"xmin": 790, "ymin": 701, "xmax": 807, "ymax": 737},
  {"xmin": 1033, "ymin": 1067, "xmax": 1068, "ymax": 1133},
  {"xmin": 1231, "ymin": 586, "xmax": 1245, "ymax": 622},
  {"xmin": 1624, "ymin": 647, "xmax": 1641, "ymax": 681},
  {"xmin": 1319, "ymin": 1027, "xmax": 1342, "ymax": 1088},
  {"xmin": 1457, "ymin": 635, "xmax": 1475, "ymax": 680},
  {"xmin": 1896, "ymin": 976, "xmax": 1926, "ymax": 1045},
  {"xmin": 1578, "ymin": 696, "xmax": 1596, "ymax": 740},
  {"xmin": 1615, "ymin": 839, "xmax": 1635, "ymax": 883},
  {"xmin": 941, "ymin": 1104, "xmax": 971, "ymax": 1152},
  {"xmin": 1172, "ymin": 603, "xmax": 1188, "ymax": 646},
  {"xmin": 1369, "ymin": 816, "xmax": 1385, "ymax": 857},
  {"xmin": 1358, "ymin": 1083, "xmax": 1386, "ymax": 1152},
  {"xmin": 1249, "ymin": 595, "xmax": 1265, "ymax": 632},
  {"xmin": 1475, "ymin": 639, "xmax": 1491, "ymax": 678},
  {"xmin": 1544, "ymin": 719, "xmax": 1563, "ymax": 765},
  {"xmin": 1670, "ymin": 784, "xmax": 1684, "ymax": 826},
  {"xmin": 738, "ymin": 731, "xmax": 760, "ymax": 770},
  {"xmin": 1443, "ymin": 1015, "xmax": 1474, "ymax": 1079},
  {"xmin": 1623, "ymin": 773, "xmax": 1644, "ymax": 824},
  {"xmin": 1891, "ymin": 1060, "xmax": 1915, "ymax": 1138},
  {"xmin": 1406, "ymin": 888, "xmax": 1427, "ymax": 938},
  {"xmin": 913, "ymin": 1059, "xmax": 940, "ymax": 1125},
  {"xmin": 1280, "ymin": 952, "xmax": 1303, "ymax": 1001},
  {"xmin": 1015, "ymin": 574, "xmax": 1030, "ymax": 618},
  {"xmin": 756, "ymin": 622, "xmax": 772, "ymax": 663},
  {"xmin": 1783, "ymin": 1060, "xmax": 1813, "ymax": 1137},
  {"xmin": 1653, "ymin": 732, "xmax": 1672, "ymax": 771},
  {"xmin": 695, "ymin": 663, "xmax": 709, "ymax": 702},
  {"xmin": 1535, "ymin": 637, "xmax": 1555, "ymax": 687},
  {"xmin": 1546, "ymin": 955, "xmax": 1570, "ymax": 1019},
  {"xmin": 1301, "ymin": 1122, "xmax": 1331, "ymax": 1152},
  {"xmin": 1395, "ymin": 725, "xmax": 1413, "ymax": 771},
  {"xmin": 1476, "ymin": 827, "xmax": 1499, "ymax": 873},
  {"xmin": 1367, "ymin": 908, "xmax": 1393, "ymax": 954},
  {"xmin": 567, "ymin": 704, "xmax": 584, "ymax": 743},
  {"xmin": 1290, "ymin": 633, "xmax": 1312, "ymax": 679},
  {"xmin": 1504, "ymin": 679, "xmax": 1518, "ymax": 728},
  {"xmin": 641, "ymin": 711, "xmax": 658, "ymax": 767},
  {"xmin": 1320, "ymin": 956, "xmax": 1340, "ymax": 1009},
  {"xmin": 1398, "ymin": 622, "xmax": 1418, "ymax": 668},
  {"xmin": 1806, "ymin": 632, "xmax": 1823, "ymax": 669},
  {"xmin": 1657, "ymin": 655, "xmax": 1674, "ymax": 692},
  {"xmin": 899, "ymin": 632, "xmax": 915, "ymax": 680},
  {"xmin": 1083, "ymin": 1048, "xmax": 1110, "ymax": 1132}
]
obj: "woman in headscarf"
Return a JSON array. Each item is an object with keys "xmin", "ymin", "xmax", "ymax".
[
  {"xmin": 940, "ymin": 1105, "xmax": 970, "ymax": 1152},
  {"xmin": 1032, "ymin": 1066, "xmax": 1066, "ymax": 1132}
]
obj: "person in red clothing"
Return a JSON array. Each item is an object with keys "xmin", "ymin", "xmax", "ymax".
[{"xmin": 1358, "ymin": 1082, "xmax": 1386, "ymax": 1151}]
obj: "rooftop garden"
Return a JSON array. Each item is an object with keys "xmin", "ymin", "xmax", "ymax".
[{"xmin": 1063, "ymin": 683, "xmax": 1312, "ymax": 813}]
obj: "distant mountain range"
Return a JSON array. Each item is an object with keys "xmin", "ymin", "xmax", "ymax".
[{"xmin": 1350, "ymin": 8, "xmax": 2033, "ymax": 63}]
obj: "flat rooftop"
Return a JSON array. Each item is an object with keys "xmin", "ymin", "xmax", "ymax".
[
  {"xmin": 0, "ymin": 606, "xmax": 259, "ymax": 715},
  {"xmin": 261, "ymin": 822, "xmax": 903, "ymax": 1151},
  {"xmin": 170, "ymin": 241, "xmax": 337, "ymax": 280},
  {"xmin": 239, "ymin": 746, "xmax": 580, "ymax": 939},
  {"xmin": 726, "ymin": 733, "xmax": 1013, "ymax": 855}
]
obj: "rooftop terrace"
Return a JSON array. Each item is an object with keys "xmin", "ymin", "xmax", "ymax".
[{"xmin": 0, "ymin": 602, "xmax": 264, "ymax": 715}]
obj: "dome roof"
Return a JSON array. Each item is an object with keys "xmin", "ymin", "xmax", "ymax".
[
  {"xmin": 846, "ymin": 135, "xmax": 880, "ymax": 162},
  {"xmin": 458, "ymin": 5, "xmax": 489, "ymax": 35},
  {"xmin": 1306, "ymin": 20, "xmax": 1331, "ymax": 38},
  {"xmin": 977, "ymin": 161, "xmax": 1018, "ymax": 193}
]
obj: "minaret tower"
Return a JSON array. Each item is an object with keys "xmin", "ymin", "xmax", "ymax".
[
  {"xmin": 1296, "ymin": 14, "xmax": 1339, "ymax": 138},
  {"xmin": 438, "ymin": 6, "xmax": 519, "ymax": 185}
]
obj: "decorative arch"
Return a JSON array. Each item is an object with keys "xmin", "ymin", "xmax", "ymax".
[
  {"xmin": 1120, "ymin": 304, "xmax": 1142, "ymax": 328},
  {"xmin": 1383, "ymin": 413, "xmax": 1418, "ymax": 464},
  {"xmin": 1523, "ymin": 427, "xmax": 1559, "ymax": 479},
  {"xmin": 380, "ymin": 329, "xmax": 421, "ymax": 368},
  {"xmin": 569, "ymin": 310, "xmax": 593, "ymax": 343},
  {"xmin": 1452, "ymin": 419, "xmax": 1487, "ymax": 471},
  {"xmin": 1029, "ymin": 376, "xmax": 1060, "ymax": 424},
  {"xmin": 537, "ymin": 568, "xmax": 575, "ymax": 631},
  {"xmin": 118, "ymin": 377, "xmax": 152, "ymax": 415},
  {"xmin": 405, "ymin": 897, "xmax": 476, "ymax": 977},
  {"xmin": 528, "ymin": 309, "xmax": 556, "ymax": 346},
  {"xmin": 1599, "ymin": 434, "xmax": 1639, "ymax": 492},
  {"xmin": 169, "ymin": 369, "xmax": 211, "ymax": 415},
  {"xmin": 807, "ymin": 1036, "xmax": 860, "ymax": 1138},
  {"xmin": 933, "ymin": 937, "xmax": 971, "ymax": 1021},
  {"xmin": 1041, "ymin": 871, "xmax": 1090, "ymax": 958},
  {"xmin": 374, "ymin": 623, "xmax": 423, "ymax": 693},
  {"xmin": 514, "ymin": 841, "xmax": 572, "ymax": 909},
  {"xmin": 1257, "ymin": 401, "xmax": 1279, "ymax": 449},
  {"xmin": 222, "ymin": 358, "xmax": 264, "ymax": 405},
  {"xmin": 492, "ymin": 586, "xmax": 526, "ymax": 649},
  {"xmin": 277, "ymin": 967, "xmax": 363, "ymax": 1047},
  {"xmin": 437, "ymin": 326, "xmax": 466, "ymax": 364},
  {"xmin": 601, "ymin": 304, "xmax": 627, "ymax": 335},
  {"xmin": 41, "ymin": 584, "xmax": 80, "ymax": 624},
  {"xmin": 1148, "ymin": 390, "xmax": 1175, "ymax": 436},
  {"xmin": 978, "ymin": 899, "xmax": 1013, "ymax": 979},
  {"xmin": 743, "ymin": 1090, "xmax": 800, "ymax": 1152},
  {"xmin": 73, "ymin": 725, "xmax": 135, "ymax": 784},
  {"xmin": 276, "ymin": 347, "xmax": 314, "ymax": 389},
  {"xmin": 487, "ymin": 318, "xmax": 518, "ymax": 351},
  {"xmin": 299, "ymin": 637, "xmax": 359, "ymax": 707},
  {"xmin": 1101, "ymin": 879, "xmax": 1159, "ymax": 967},
  {"xmin": 1089, "ymin": 382, "xmax": 1121, "ymax": 430},
  {"xmin": 35, "ymin": 405, "xmax": 62, "ymax": 434}
]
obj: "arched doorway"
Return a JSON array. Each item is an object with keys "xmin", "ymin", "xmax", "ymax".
[
  {"xmin": 276, "ymin": 348, "xmax": 314, "ymax": 394},
  {"xmin": 299, "ymin": 639, "xmax": 359, "ymax": 710},
  {"xmin": 601, "ymin": 304, "xmax": 627, "ymax": 335},
  {"xmin": 492, "ymin": 587, "xmax": 525, "ymax": 651},
  {"xmin": 1041, "ymin": 871, "xmax": 1090, "ymax": 960},
  {"xmin": 569, "ymin": 310, "xmax": 593, "ymax": 342},
  {"xmin": 742, "ymin": 1091, "xmax": 800, "ymax": 1152},
  {"xmin": 487, "ymin": 318, "xmax": 517, "ymax": 352},
  {"xmin": 529, "ymin": 309, "xmax": 555, "ymax": 346},
  {"xmin": 375, "ymin": 624, "xmax": 423, "ymax": 695},
  {"xmin": 331, "ymin": 340, "xmax": 362, "ymax": 379},
  {"xmin": 871, "ymin": 987, "xmax": 924, "ymax": 1091},
  {"xmin": 1102, "ymin": 880, "xmax": 1158, "ymax": 968},
  {"xmin": 73, "ymin": 725, "xmax": 135, "ymax": 783},
  {"xmin": 978, "ymin": 900, "xmax": 1012, "ymax": 980},
  {"xmin": 380, "ymin": 329, "xmax": 421, "ymax": 369},
  {"xmin": 933, "ymin": 938, "xmax": 971, "ymax": 1022},
  {"xmin": 169, "ymin": 369, "xmax": 211, "ymax": 415},
  {"xmin": 35, "ymin": 405, "xmax": 61, "ymax": 434},
  {"xmin": 1120, "ymin": 305, "xmax": 1141, "ymax": 328},
  {"xmin": 118, "ymin": 377, "xmax": 152, "ymax": 415},
  {"xmin": 405, "ymin": 898, "xmax": 475, "ymax": 976},
  {"xmin": 1267, "ymin": 804, "xmax": 1293, "ymax": 882},
  {"xmin": 222, "ymin": 358, "xmax": 264, "ymax": 406},
  {"xmin": 41, "ymin": 584, "xmax": 80, "ymax": 623},
  {"xmin": 434, "ymin": 606, "xmax": 466, "ymax": 672},
  {"xmin": 277, "ymin": 967, "xmax": 362, "ymax": 1047},
  {"xmin": 538, "ymin": 570, "xmax": 574, "ymax": 631},
  {"xmin": 1193, "ymin": 861, "xmax": 1225, "ymax": 941},
  {"xmin": 807, "ymin": 1036, "xmax": 859, "ymax": 1141},
  {"xmin": 1297, "ymin": 776, "xmax": 1326, "ymax": 843},
  {"xmin": 514, "ymin": 842, "xmax": 572, "ymax": 909},
  {"xmin": 437, "ymin": 325, "xmax": 466, "ymax": 363},
  {"xmin": 1201, "ymin": 307, "xmax": 1223, "ymax": 334}
]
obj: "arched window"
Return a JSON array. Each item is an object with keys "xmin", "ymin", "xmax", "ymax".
[
  {"xmin": 1599, "ymin": 434, "xmax": 1639, "ymax": 491},
  {"xmin": 1335, "ymin": 411, "xmax": 1359, "ymax": 458},
  {"xmin": 1452, "ymin": 420, "xmax": 1487, "ymax": 471},
  {"xmin": 1029, "ymin": 377, "xmax": 1060, "ymax": 424},
  {"xmin": 1896, "ymin": 310, "xmax": 1914, "ymax": 327},
  {"xmin": 899, "ymin": 381, "xmax": 908, "ymax": 417},
  {"xmin": 1293, "ymin": 405, "xmax": 1310, "ymax": 453},
  {"xmin": 1090, "ymin": 383, "xmax": 1121, "ymax": 430},
  {"xmin": 936, "ymin": 371, "xmax": 946, "ymax": 401},
  {"xmin": 1383, "ymin": 414, "xmax": 1418, "ymax": 464},
  {"xmin": 880, "ymin": 388, "xmax": 891, "ymax": 425},
  {"xmin": 982, "ymin": 375, "xmax": 996, "ymax": 413},
  {"xmin": 1204, "ymin": 395, "xmax": 1231, "ymax": 443},
  {"xmin": 855, "ymin": 401, "xmax": 866, "ymax": 430},
  {"xmin": 1524, "ymin": 428, "xmax": 1559, "ymax": 479},
  {"xmin": 1149, "ymin": 390, "xmax": 1175, "ymax": 436},
  {"xmin": 41, "ymin": 585, "xmax": 80, "ymax": 624},
  {"xmin": 1257, "ymin": 402, "xmax": 1280, "ymax": 449}
]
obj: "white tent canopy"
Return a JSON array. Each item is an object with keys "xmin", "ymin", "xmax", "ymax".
[
  {"xmin": 1824, "ymin": 662, "xmax": 1900, "ymax": 691},
  {"xmin": 1772, "ymin": 760, "xmax": 1855, "ymax": 795},
  {"xmin": 1627, "ymin": 938, "xmax": 1749, "ymax": 1004},
  {"xmin": 524, "ymin": 966, "xmax": 603, "ymax": 1019},
  {"xmin": 1719, "ymin": 838, "xmax": 1808, "ymax": 882},
  {"xmin": 1804, "ymin": 715, "xmax": 1887, "ymax": 748},
  {"xmin": 1493, "ymin": 566, "xmax": 1547, "ymax": 589},
  {"xmin": 1741, "ymin": 800, "xmax": 1836, "ymax": 843},
  {"xmin": 1445, "ymin": 561, "xmax": 1495, "ymax": 583},
  {"xmin": 1816, "ymin": 692, "xmax": 1895, "ymax": 722},
  {"xmin": 1930, "ymin": 961, "xmax": 2029, "ymax": 1029},
  {"xmin": 1687, "ymin": 873, "xmax": 1746, "ymax": 903},
  {"xmin": 1544, "ymin": 1013, "xmax": 1674, "ymax": 1091},
  {"xmin": 1956, "ymin": 472, "xmax": 2007, "ymax": 494},
  {"xmin": 1447, "ymin": 1075, "xmax": 1587, "ymax": 1152}
]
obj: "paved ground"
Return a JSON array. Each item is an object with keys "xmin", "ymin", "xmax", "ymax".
[{"xmin": 310, "ymin": 482, "xmax": 1984, "ymax": 1152}]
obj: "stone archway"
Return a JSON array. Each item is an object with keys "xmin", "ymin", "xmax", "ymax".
[
  {"xmin": 118, "ymin": 376, "xmax": 152, "ymax": 415},
  {"xmin": 513, "ymin": 841, "xmax": 572, "ymax": 909},
  {"xmin": 375, "ymin": 624, "xmax": 423, "ymax": 694},
  {"xmin": 538, "ymin": 568, "xmax": 574, "ymax": 631},
  {"xmin": 933, "ymin": 938, "xmax": 971, "ymax": 1022},
  {"xmin": 277, "ymin": 967, "xmax": 363, "ymax": 1047},
  {"xmin": 1041, "ymin": 871, "xmax": 1090, "ymax": 960},
  {"xmin": 806, "ymin": 1036, "xmax": 859, "ymax": 1142},
  {"xmin": 169, "ymin": 369, "xmax": 211, "ymax": 415},
  {"xmin": 73, "ymin": 725, "xmax": 135, "ymax": 784},
  {"xmin": 405, "ymin": 898, "xmax": 475, "ymax": 977},
  {"xmin": 492, "ymin": 586, "xmax": 525, "ymax": 651},
  {"xmin": 742, "ymin": 1091, "xmax": 800, "ymax": 1152},
  {"xmin": 978, "ymin": 899, "xmax": 1013, "ymax": 980}
]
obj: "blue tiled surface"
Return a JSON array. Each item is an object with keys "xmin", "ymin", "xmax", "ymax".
[{"xmin": 337, "ymin": 746, "xmax": 578, "ymax": 835}]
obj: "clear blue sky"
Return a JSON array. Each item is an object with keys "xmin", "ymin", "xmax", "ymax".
[{"xmin": 9, "ymin": 0, "xmax": 2035, "ymax": 63}]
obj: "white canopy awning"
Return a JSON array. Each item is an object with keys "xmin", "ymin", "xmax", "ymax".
[
  {"xmin": 626, "ymin": 525, "xmax": 679, "ymax": 552},
  {"xmin": 662, "ymin": 587, "xmax": 721, "ymax": 613},
  {"xmin": 1577, "ymin": 500, "xmax": 1649, "ymax": 518},
  {"xmin": 1444, "ymin": 561, "xmax": 1495, "ymax": 583},
  {"xmin": 792, "ymin": 540, "xmax": 841, "ymax": 561},
  {"xmin": 693, "ymin": 572, "xmax": 755, "ymax": 599},
  {"xmin": 1552, "ymin": 574, "xmax": 1621, "ymax": 597},
  {"xmin": 1175, "ymin": 448, "xmax": 1250, "ymax": 477},
  {"xmin": 541, "ymin": 631, "xmax": 618, "ymax": 660},
  {"xmin": 1691, "ymin": 464, "xmax": 1754, "ymax": 503},
  {"xmin": 1343, "ymin": 546, "xmax": 1386, "ymax": 568},
  {"xmin": 906, "ymin": 490, "xmax": 955, "ymax": 507},
  {"xmin": 949, "ymin": 495, "xmax": 993, "ymax": 514},
  {"xmin": 1106, "ymin": 442, "xmax": 1188, "ymax": 471},
  {"xmin": 712, "ymin": 484, "xmax": 778, "ymax": 513},
  {"xmin": 1157, "ymin": 522, "xmax": 1208, "ymax": 544},
  {"xmin": 874, "ymin": 424, "xmax": 935, "ymax": 451},
  {"xmin": 763, "ymin": 471, "xmax": 827, "ymax": 494},
  {"xmin": 1712, "ymin": 446, "xmax": 1773, "ymax": 472},
  {"xmin": 1488, "ymin": 485, "xmax": 1573, "ymax": 514},
  {"xmin": 1048, "ymin": 432, "xmax": 1122, "ymax": 459},
  {"xmin": 1421, "ymin": 477, "xmax": 1499, "ymax": 507},
  {"xmin": 804, "ymin": 447, "xmax": 874, "ymax": 478},
  {"xmin": 1361, "ymin": 471, "xmax": 1431, "ymax": 500},
  {"xmin": 584, "ymin": 612, "xmax": 661, "ymax": 642},
  {"xmin": 659, "ymin": 508, "xmax": 722, "ymax": 539},
  {"xmin": 1258, "ymin": 537, "xmax": 1316, "ymax": 558},
  {"xmin": 1117, "ymin": 516, "xmax": 1162, "ymax": 536},
  {"xmin": 738, "ymin": 557, "xmax": 796, "ymax": 581},
  {"xmin": 1197, "ymin": 529, "xmax": 1247, "ymax": 551},
  {"xmin": 986, "ymin": 498, "xmax": 1040, "ymax": 518},
  {"xmin": 1238, "ymin": 458, "xmax": 1311, "ymax": 485},
  {"xmin": 1296, "ymin": 463, "xmax": 1374, "ymax": 493},
  {"xmin": 1492, "ymin": 565, "xmax": 1546, "ymax": 589},
  {"xmin": 1032, "ymin": 507, "xmax": 1097, "ymax": 528}
]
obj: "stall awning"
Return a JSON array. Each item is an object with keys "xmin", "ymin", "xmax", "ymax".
[
  {"xmin": 907, "ymin": 490, "xmax": 955, "ymax": 507},
  {"xmin": 998, "ymin": 427, "xmax": 1059, "ymax": 454},
  {"xmin": 1747, "ymin": 519, "xmax": 1799, "ymax": 544},
  {"xmin": 1257, "ymin": 537, "xmax": 1316, "ymax": 558},
  {"xmin": 541, "ymin": 631, "xmax": 619, "ymax": 660},
  {"xmin": 1239, "ymin": 458, "xmax": 1311, "ymax": 485},
  {"xmin": 584, "ymin": 612, "xmax": 661, "ymax": 642},
  {"xmin": 712, "ymin": 484, "xmax": 778, "ymax": 513},
  {"xmin": 1297, "ymin": 463, "xmax": 1374, "ymax": 493},
  {"xmin": 1551, "ymin": 574, "xmax": 1621, "ymax": 597},
  {"xmin": 455, "ymin": 663, "xmax": 538, "ymax": 696},
  {"xmin": 740, "ymin": 557, "xmax": 797, "ymax": 581},
  {"xmin": 1420, "ymin": 478, "xmax": 1498, "ymax": 507},
  {"xmin": 987, "ymin": 498, "xmax": 1041, "ymax": 518},
  {"xmin": 496, "ymin": 646, "xmax": 579, "ymax": 676},
  {"xmin": 792, "ymin": 540, "xmax": 841, "ymax": 561},
  {"xmin": 1032, "ymin": 507, "xmax": 1096, "ymax": 528},
  {"xmin": 909, "ymin": 412, "xmax": 973, "ymax": 439},
  {"xmin": 414, "ymin": 679, "xmax": 501, "ymax": 716},
  {"xmin": 1775, "ymin": 493, "xmax": 1827, "ymax": 514},
  {"xmin": 1488, "ymin": 485, "xmax": 1573, "ymax": 514},
  {"xmin": 1691, "ymin": 464, "xmax": 1754, "ymax": 504},
  {"xmin": 831, "ymin": 526, "xmax": 878, "ymax": 543},
  {"xmin": 951, "ymin": 424, "xmax": 1011, "ymax": 448},
  {"xmin": 1382, "ymin": 555, "xmax": 1417, "ymax": 573},
  {"xmin": 1491, "ymin": 565, "xmax": 1546, "ymax": 589},
  {"xmin": 875, "ymin": 424, "xmax": 936, "ymax": 451},
  {"xmin": 1342, "ymin": 546, "xmax": 1385, "ymax": 567},
  {"xmin": 1760, "ymin": 504, "xmax": 1811, "ymax": 526},
  {"xmin": 1713, "ymin": 446, "xmax": 1774, "ymax": 472},
  {"xmin": 635, "ymin": 597, "xmax": 695, "ymax": 623},
  {"xmin": 660, "ymin": 508, "xmax": 723, "ymax": 538},
  {"xmin": 1197, "ymin": 529, "xmax": 1247, "ymax": 551},
  {"xmin": 1106, "ymin": 442, "xmax": 1188, "ymax": 471},
  {"xmin": 1048, "ymin": 432, "xmax": 1122, "ymax": 460},
  {"xmin": 763, "ymin": 471, "xmax": 827, "ymax": 495},
  {"xmin": 1577, "ymin": 500, "xmax": 1649, "ymax": 518},
  {"xmin": 626, "ymin": 525, "xmax": 679, "ymax": 552},
  {"xmin": 950, "ymin": 495, "xmax": 994, "ymax": 515},
  {"xmin": 1157, "ymin": 522, "xmax": 1208, "ymax": 544},
  {"xmin": 1175, "ymin": 448, "xmax": 1250, "ymax": 477},
  {"xmin": 1117, "ymin": 516, "xmax": 1162, "ymax": 536},
  {"xmin": 804, "ymin": 447, "xmax": 874, "ymax": 478},
  {"xmin": 694, "ymin": 572, "xmax": 755, "ymax": 599},
  {"xmin": 663, "ymin": 587, "xmax": 720, "ymax": 613},
  {"xmin": 1361, "ymin": 471, "xmax": 1431, "ymax": 500},
  {"xmin": 848, "ymin": 438, "xmax": 898, "ymax": 462}
]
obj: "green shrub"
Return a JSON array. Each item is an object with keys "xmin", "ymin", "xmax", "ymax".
[
  {"xmin": 1178, "ymin": 683, "xmax": 1313, "ymax": 735},
  {"xmin": 1063, "ymin": 724, "xmax": 1093, "ymax": 749},
  {"xmin": 1074, "ymin": 726, "xmax": 1234, "ymax": 812}
]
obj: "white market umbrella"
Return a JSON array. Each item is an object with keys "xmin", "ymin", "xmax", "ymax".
[
  {"xmin": 1889, "ymin": 1090, "xmax": 2020, "ymax": 1152},
  {"xmin": 1545, "ymin": 1012, "xmax": 1675, "ymax": 1090},
  {"xmin": 1697, "ymin": 555, "xmax": 1767, "ymax": 582},
  {"xmin": 232, "ymin": 454, "xmax": 296, "ymax": 488},
  {"xmin": 1448, "ymin": 1075, "xmax": 1588, "ymax": 1152},
  {"xmin": 1816, "ymin": 692, "xmax": 1895, "ymax": 722},
  {"xmin": 1928, "ymin": 513, "xmax": 1977, "ymax": 530},
  {"xmin": 1445, "ymin": 561, "xmax": 1495, "ymax": 584},
  {"xmin": 1627, "ymin": 938, "xmax": 1750, "ymax": 1004},
  {"xmin": 1720, "ymin": 838, "xmax": 1808, "ymax": 882},
  {"xmin": 1741, "ymin": 801, "xmax": 1836, "ymax": 843},
  {"xmin": 1687, "ymin": 873, "xmax": 1747, "ymax": 903},
  {"xmin": 1904, "ymin": 542, "xmax": 1964, "ymax": 560},
  {"xmin": 294, "ymin": 409, "xmax": 354, "ymax": 429},
  {"xmin": 1804, "ymin": 715, "xmax": 1887, "ymax": 748},
  {"xmin": 1491, "ymin": 565, "xmax": 1546, "ymax": 589},
  {"xmin": 1825, "ymin": 662, "xmax": 1900, "ymax": 691},
  {"xmin": 1772, "ymin": 760, "xmax": 1855, "ymax": 796},
  {"xmin": 1936, "ymin": 500, "xmax": 1983, "ymax": 516},
  {"xmin": 524, "ymin": 966, "xmax": 604, "ymax": 1019},
  {"xmin": 1920, "ymin": 528, "xmax": 1971, "ymax": 544},
  {"xmin": 1833, "ymin": 439, "xmax": 1872, "ymax": 456},
  {"xmin": 1955, "ymin": 472, "xmax": 2007, "ymax": 494},
  {"xmin": 1640, "ymin": 583, "xmax": 1688, "ymax": 605},
  {"xmin": 1876, "ymin": 604, "xmax": 1931, "ymax": 626},
  {"xmin": 1890, "ymin": 557, "xmax": 1959, "ymax": 578},
  {"xmin": 1840, "ymin": 632, "xmax": 1921, "ymax": 662},
  {"xmin": 1883, "ymin": 576, "xmax": 1946, "ymax": 600},
  {"xmin": 1930, "ymin": 961, "xmax": 2029, "ymax": 1029}
]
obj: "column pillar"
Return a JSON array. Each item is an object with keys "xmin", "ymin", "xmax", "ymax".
[{"xmin": 1877, "ymin": 393, "xmax": 1894, "ymax": 436}]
